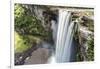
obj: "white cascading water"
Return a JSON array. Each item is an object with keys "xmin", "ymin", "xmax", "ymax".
[
  {"xmin": 48, "ymin": 20, "xmax": 58, "ymax": 64},
  {"xmin": 55, "ymin": 9, "xmax": 78, "ymax": 63}
]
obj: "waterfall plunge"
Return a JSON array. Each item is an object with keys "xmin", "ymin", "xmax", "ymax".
[{"xmin": 55, "ymin": 10, "xmax": 78, "ymax": 63}]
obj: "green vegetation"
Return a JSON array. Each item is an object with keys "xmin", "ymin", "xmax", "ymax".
[
  {"xmin": 87, "ymin": 35, "xmax": 94, "ymax": 61},
  {"xmin": 14, "ymin": 4, "xmax": 52, "ymax": 53},
  {"xmin": 15, "ymin": 4, "xmax": 52, "ymax": 38},
  {"xmin": 15, "ymin": 32, "xmax": 32, "ymax": 53},
  {"xmin": 15, "ymin": 4, "xmax": 46, "ymax": 36}
]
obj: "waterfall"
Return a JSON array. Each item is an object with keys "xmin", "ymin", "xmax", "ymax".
[{"xmin": 55, "ymin": 9, "xmax": 78, "ymax": 63}]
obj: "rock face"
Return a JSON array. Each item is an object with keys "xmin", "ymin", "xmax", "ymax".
[
  {"xmin": 79, "ymin": 26, "xmax": 93, "ymax": 61},
  {"xmin": 25, "ymin": 48, "xmax": 50, "ymax": 64},
  {"xmin": 22, "ymin": 5, "xmax": 58, "ymax": 32},
  {"xmin": 15, "ymin": 44, "xmax": 38, "ymax": 65},
  {"xmin": 78, "ymin": 15, "xmax": 94, "ymax": 61}
]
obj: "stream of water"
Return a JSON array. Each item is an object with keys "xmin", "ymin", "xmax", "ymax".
[{"xmin": 55, "ymin": 10, "xmax": 78, "ymax": 63}]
